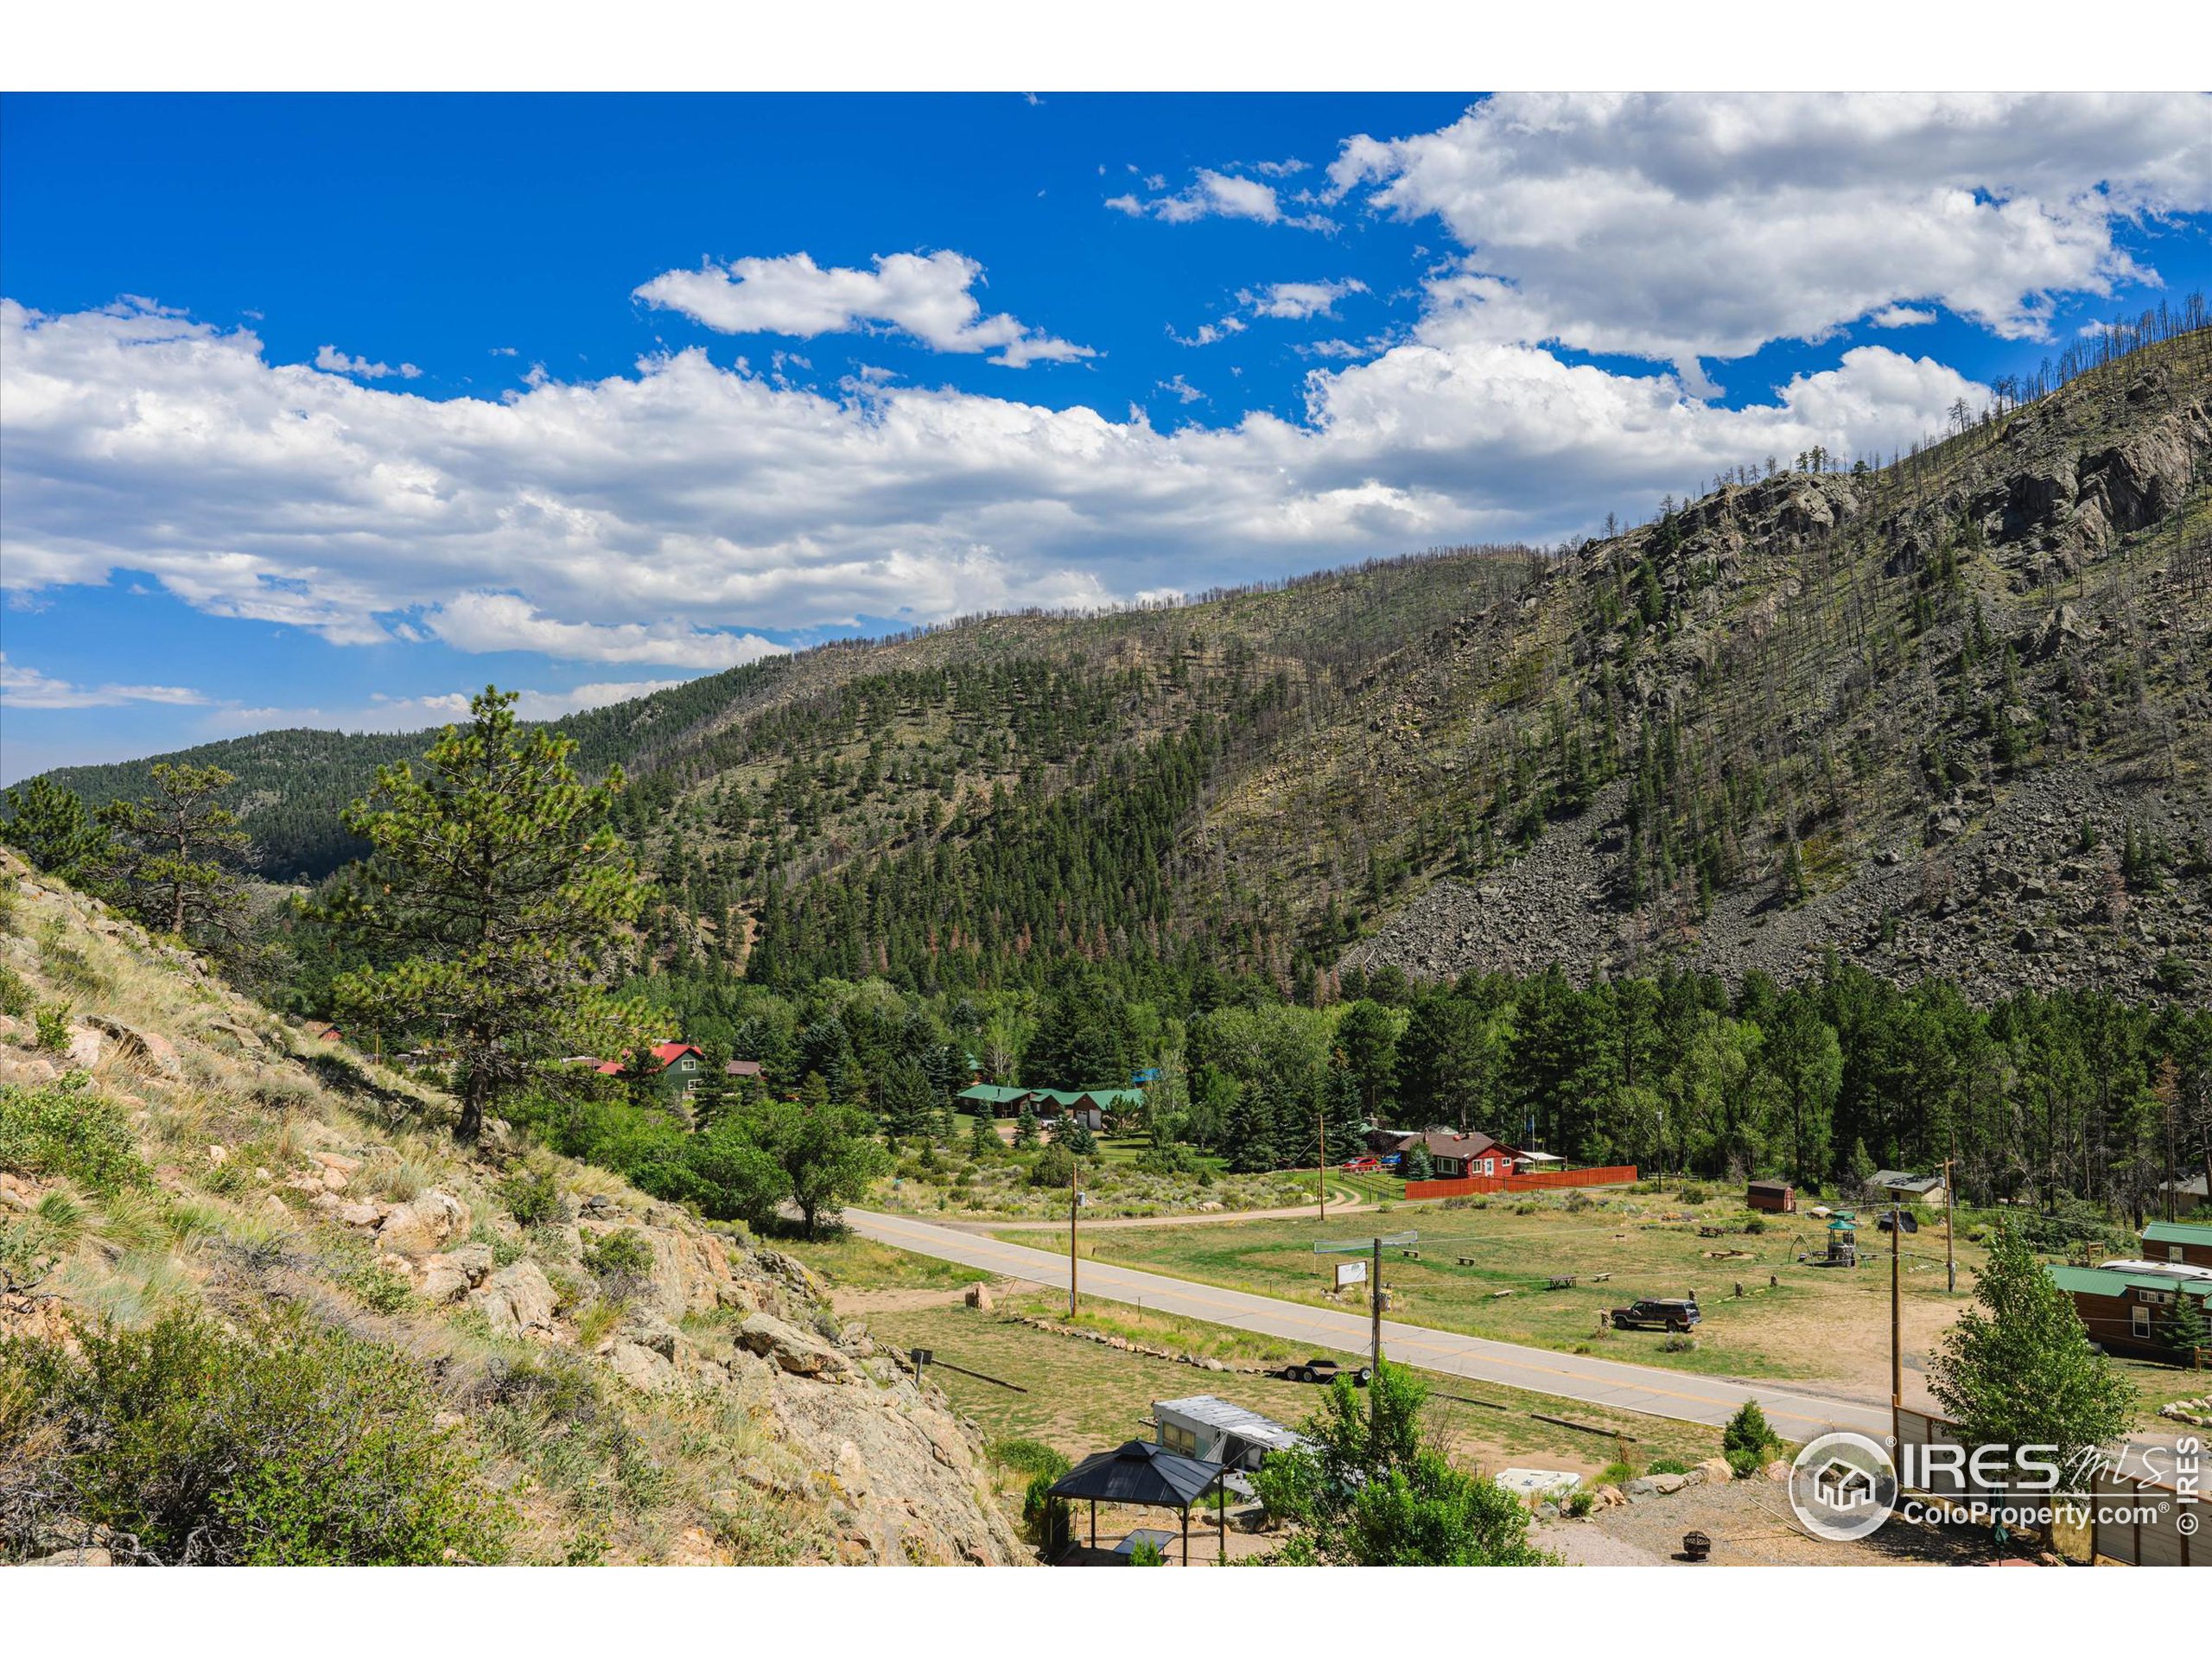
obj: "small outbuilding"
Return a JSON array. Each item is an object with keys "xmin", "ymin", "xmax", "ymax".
[
  {"xmin": 1868, "ymin": 1170, "xmax": 1948, "ymax": 1208},
  {"xmin": 1747, "ymin": 1179, "xmax": 1796, "ymax": 1214}
]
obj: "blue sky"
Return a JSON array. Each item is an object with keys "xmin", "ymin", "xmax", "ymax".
[{"xmin": 3, "ymin": 92, "xmax": 2209, "ymax": 779}]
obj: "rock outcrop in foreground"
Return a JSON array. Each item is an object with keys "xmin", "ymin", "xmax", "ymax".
[{"xmin": 0, "ymin": 849, "xmax": 1021, "ymax": 1565}]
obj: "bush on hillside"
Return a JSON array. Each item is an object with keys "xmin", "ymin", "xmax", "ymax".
[
  {"xmin": 495, "ymin": 1160, "xmax": 569, "ymax": 1228},
  {"xmin": 582, "ymin": 1228, "xmax": 656, "ymax": 1302},
  {"xmin": 0, "ymin": 1305, "xmax": 511, "ymax": 1564},
  {"xmin": 0, "ymin": 1073, "xmax": 148, "ymax": 1193}
]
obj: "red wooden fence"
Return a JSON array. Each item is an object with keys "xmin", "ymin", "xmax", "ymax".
[{"xmin": 1402, "ymin": 1164, "xmax": 1639, "ymax": 1201}]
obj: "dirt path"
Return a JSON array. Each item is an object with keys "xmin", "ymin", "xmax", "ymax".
[{"xmin": 825, "ymin": 1284, "xmax": 979, "ymax": 1317}]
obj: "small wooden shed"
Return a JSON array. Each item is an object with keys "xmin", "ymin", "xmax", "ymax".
[{"xmin": 1747, "ymin": 1179, "xmax": 1796, "ymax": 1214}]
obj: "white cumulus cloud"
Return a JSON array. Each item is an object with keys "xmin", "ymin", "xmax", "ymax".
[
  {"xmin": 1331, "ymin": 92, "xmax": 2212, "ymax": 370},
  {"xmin": 1243, "ymin": 278, "xmax": 1370, "ymax": 320},
  {"xmin": 632, "ymin": 250, "xmax": 1092, "ymax": 368},
  {"xmin": 2, "ymin": 295, "xmax": 1995, "ymax": 663}
]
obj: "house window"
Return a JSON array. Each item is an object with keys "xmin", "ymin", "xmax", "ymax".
[
  {"xmin": 1161, "ymin": 1422, "xmax": 1198, "ymax": 1456},
  {"xmin": 2133, "ymin": 1305, "xmax": 2152, "ymax": 1340},
  {"xmin": 2172, "ymin": 1245, "xmax": 2185, "ymax": 1262},
  {"xmin": 681, "ymin": 1058, "xmax": 696, "ymax": 1071}
]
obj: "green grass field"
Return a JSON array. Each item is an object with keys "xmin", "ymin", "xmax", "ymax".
[
  {"xmin": 1014, "ymin": 1189, "xmax": 1982, "ymax": 1386},
  {"xmin": 800, "ymin": 1277, "xmax": 1722, "ymax": 1481}
]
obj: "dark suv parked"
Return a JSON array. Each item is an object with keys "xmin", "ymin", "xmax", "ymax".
[{"xmin": 1609, "ymin": 1297, "xmax": 1701, "ymax": 1332}]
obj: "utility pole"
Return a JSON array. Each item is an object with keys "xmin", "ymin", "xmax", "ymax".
[
  {"xmin": 1068, "ymin": 1160, "xmax": 1081, "ymax": 1319},
  {"xmin": 1312, "ymin": 1230, "xmax": 1417, "ymax": 1442},
  {"xmin": 1890, "ymin": 1197, "xmax": 1903, "ymax": 1409},
  {"xmin": 1942, "ymin": 1141, "xmax": 1957, "ymax": 1295},
  {"xmin": 1319, "ymin": 1104, "xmax": 1327, "ymax": 1222}
]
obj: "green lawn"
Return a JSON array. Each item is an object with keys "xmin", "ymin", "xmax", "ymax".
[
  {"xmin": 852, "ymin": 1289, "xmax": 1721, "ymax": 1481},
  {"xmin": 1019, "ymin": 1190, "xmax": 1992, "ymax": 1388}
]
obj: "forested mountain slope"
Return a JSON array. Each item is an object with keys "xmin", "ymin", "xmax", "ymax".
[{"xmin": 32, "ymin": 324, "xmax": 2212, "ymax": 1002}]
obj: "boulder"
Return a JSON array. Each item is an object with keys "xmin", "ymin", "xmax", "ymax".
[
  {"xmin": 66, "ymin": 1025, "xmax": 105, "ymax": 1069},
  {"xmin": 735, "ymin": 1311, "xmax": 852, "ymax": 1381},
  {"xmin": 0, "ymin": 1052, "xmax": 62, "ymax": 1089},
  {"xmin": 1649, "ymin": 1472, "xmax": 1687, "ymax": 1495},
  {"xmin": 376, "ymin": 1190, "xmax": 470, "ymax": 1256},
  {"xmin": 469, "ymin": 1259, "xmax": 557, "ymax": 1338},
  {"xmin": 83, "ymin": 1017, "xmax": 182, "ymax": 1079},
  {"xmin": 335, "ymin": 1200, "xmax": 385, "ymax": 1229},
  {"xmin": 1764, "ymin": 1459, "xmax": 1792, "ymax": 1482},
  {"xmin": 608, "ymin": 1340, "xmax": 678, "ymax": 1393},
  {"xmin": 623, "ymin": 1310, "xmax": 685, "ymax": 1362},
  {"xmin": 1696, "ymin": 1456, "xmax": 1735, "ymax": 1485},
  {"xmin": 963, "ymin": 1282, "xmax": 995, "ymax": 1312}
]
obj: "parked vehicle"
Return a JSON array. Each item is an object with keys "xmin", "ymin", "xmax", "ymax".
[
  {"xmin": 1339, "ymin": 1157, "xmax": 1382, "ymax": 1173},
  {"xmin": 1609, "ymin": 1297, "xmax": 1701, "ymax": 1332},
  {"xmin": 1276, "ymin": 1357, "xmax": 1373, "ymax": 1386}
]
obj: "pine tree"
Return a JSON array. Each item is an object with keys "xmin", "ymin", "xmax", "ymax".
[
  {"xmin": 880, "ymin": 1056, "xmax": 937, "ymax": 1139},
  {"xmin": 690, "ymin": 1039, "xmax": 734, "ymax": 1130},
  {"xmin": 1012, "ymin": 1104, "xmax": 1041, "ymax": 1149},
  {"xmin": 0, "ymin": 779, "xmax": 113, "ymax": 883},
  {"xmin": 2168, "ymin": 1287, "xmax": 2209, "ymax": 1368},
  {"xmin": 98, "ymin": 762, "xmax": 252, "ymax": 947},
  {"xmin": 968, "ymin": 1110, "xmax": 999, "ymax": 1160},
  {"xmin": 325, "ymin": 688, "xmax": 653, "ymax": 1142},
  {"xmin": 1226, "ymin": 1080, "xmax": 1280, "ymax": 1173}
]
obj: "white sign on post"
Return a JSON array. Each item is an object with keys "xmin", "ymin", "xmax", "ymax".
[{"xmin": 1335, "ymin": 1260, "xmax": 1368, "ymax": 1291}]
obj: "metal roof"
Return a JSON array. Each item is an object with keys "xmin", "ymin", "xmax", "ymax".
[
  {"xmin": 2141, "ymin": 1219, "xmax": 2212, "ymax": 1247},
  {"xmin": 1153, "ymin": 1395, "xmax": 1306, "ymax": 1452},
  {"xmin": 1048, "ymin": 1440, "xmax": 1225, "ymax": 1510},
  {"xmin": 2046, "ymin": 1264, "xmax": 2212, "ymax": 1300},
  {"xmin": 1869, "ymin": 1171, "xmax": 1944, "ymax": 1192}
]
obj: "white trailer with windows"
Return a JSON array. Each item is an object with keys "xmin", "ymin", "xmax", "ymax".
[{"xmin": 1151, "ymin": 1395, "xmax": 1310, "ymax": 1471}]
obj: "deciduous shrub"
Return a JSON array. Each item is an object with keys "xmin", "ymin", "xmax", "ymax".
[
  {"xmin": 582, "ymin": 1228, "xmax": 655, "ymax": 1302},
  {"xmin": 0, "ymin": 1073, "xmax": 147, "ymax": 1193},
  {"xmin": 0, "ymin": 1306, "xmax": 511, "ymax": 1563},
  {"xmin": 495, "ymin": 1161, "xmax": 569, "ymax": 1228}
]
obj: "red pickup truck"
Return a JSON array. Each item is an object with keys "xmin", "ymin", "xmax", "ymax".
[{"xmin": 1339, "ymin": 1156, "xmax": 1382, "ymax": 1173}]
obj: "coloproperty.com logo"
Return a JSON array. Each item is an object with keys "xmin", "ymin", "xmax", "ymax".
[{"xmin": 1787, "ymin": 1429, "xmax": 2202, "ymax": 1543}]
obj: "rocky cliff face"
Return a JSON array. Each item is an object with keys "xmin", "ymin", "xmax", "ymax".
[
  {"xmin": 1346, "ymin": 347, "xmax": 2212, "ymax": 999},
  {"xmin": 0, "ymin": 850, "xmax": 1023, "ymax": 1565}
]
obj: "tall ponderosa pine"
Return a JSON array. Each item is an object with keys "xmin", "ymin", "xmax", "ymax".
[
  {"xmin": 327, "ymin": 689, "xmax": 654, "ymax": 1143},
  {"xmin": 99, "ymin": 762, "xmax": 252, "ymax": 946}
]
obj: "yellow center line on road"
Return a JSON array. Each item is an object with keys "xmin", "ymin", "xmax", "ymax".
[{"xmin": 849, "ymin": 1209, "xmax": 1885, "ymax": 1437}]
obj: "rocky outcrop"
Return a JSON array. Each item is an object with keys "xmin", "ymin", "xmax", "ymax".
[{"xmin": 0, "ymin": 847, "xmax": 1026, "ymax": 1566}]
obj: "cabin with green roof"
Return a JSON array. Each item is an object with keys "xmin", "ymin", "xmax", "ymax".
[
  {"xmin": 2141, "ymin": 1218, "xmax": 2212, "ymax": 1270},
  {"xmin": 957, "ymin": 1084, "xmax": 1038, "ymax": 1119},
  {"xmin": 2046, "ymin": 1262, "xmax": 2212, "ymax": 1361}
]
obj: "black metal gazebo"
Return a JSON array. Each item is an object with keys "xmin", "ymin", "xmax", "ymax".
[{"xmin": 1046, "ymin": 1440, "xmax": 1229, "ymax": 1565}]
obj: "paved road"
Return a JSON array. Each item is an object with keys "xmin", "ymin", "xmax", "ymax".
[
  {"xmin": 846, "ymin": 1207, "xmax": 1891, "ymax": 1442},
  {"xmin": 952, "ymin": 1195, "xmax": 1373, "ymax": 1233}
]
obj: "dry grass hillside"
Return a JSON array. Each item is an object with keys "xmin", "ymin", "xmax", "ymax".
[{"xmin": 0, "ymin": 849, "xmax": 1022, "ymax": 1566}]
